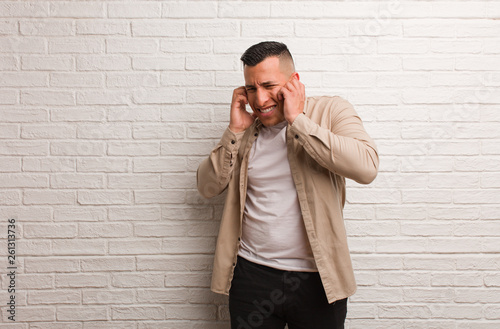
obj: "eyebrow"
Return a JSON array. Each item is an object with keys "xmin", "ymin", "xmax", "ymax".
[{"xmin": 245, "ymin": 81, "xmax": 278, "ymax": 88}]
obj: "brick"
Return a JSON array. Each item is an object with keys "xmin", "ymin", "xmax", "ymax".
[
  {"xmin": 132, "ymin": 124, "xmax": 184, "ymax": 139},
  {"xmin": 0, "ymin": 206, "xmax": 51, "ymax": 222},
  {"xmin": 23, "ymin": 157, "xmax": 75, "ymax": 172},
  {"xmin": 134, "ymin": 190, "xmax": 185, "ymax": 204},
  {"xmin": 51, "ymin": 141, "xmax": 105, "ymax": 156},
  {"xmin": 112, "ymin": 273, "xmax": 164, "ymax": 288},
  {"xmin": 403, "ymin": 57, "xmax": 455, "ymax": 71},
  {"xmin": 166, "ymin": 304, "xmax": 216, "ymax": 320},
  {"xmin": 22, "ymin": 55, "xmax": 73, "ymax": 71},
  {"xmin": 187, "ymin": 21, "xmax": 239, "ymax": 37},
  {"xmin": 162, "ymin": 237, "xmax": 215, "ymax": 254},
  {"xmin": 18, "ymin": 239, "xmax": 52, "ymax": 256},
  {"xmin": 51, "ymin": 108, "xmax": 105, "ymax": 122},
  {"xmin": 379, "ymin": 305, "xmax": 431, "ymax": 319},
  {"xmin": 112, "ymin": 306, "xmax": 164, "ymax": 320},
  {"xmin": 454, "ymin": 190, "xmax": 500, "ymax": 204},
  {"xmin": 50, "ymin": 2, "xmax": 105, "ymax": 18},
  {"xmin": 107, "ymin": 142, "xmax": 159, "ymax": 156},
  {"xmin": 108, "ymin": 174, "xmax": 160, "ymax": 189},
  {"xmin": 77, "ymin": 190, "xmax": 131, "ymax": 205},
  {"xmin": 0, "ymin": 37, "xmax": 46, "ymax": 53},
  {"xmin": 20, "ymin": 20, "xmax": 74, "ymax": 36},
  {"xmin": 133, "ymin": 88, "xmax": 184, "ymax": 104},
  {"xmin": 24, "ymin": 257, "xmax": 79, "ymax": 273},
  {"xmin": 161, "ymin": 39, "xmax": 211, "ymax": 54},
  {"xmin": 107, "ymin": 72, "xmax": 159, "ymax": 88},
  {"xmin": 162, "ymin": 107, "xmax": 210, "ymax": 122},
  {"xmin": 457, "ymin": 56, "xmax": 500, "ymax": 71},
  {"xmin": 57, "ymin": 307, "xmax": 107, "ymax": 321},
  {"xmin": 22, "ymin": 90, "xmax": 75, "ymax": 106},
  {"xmin": 107, "ymin": 38, "xmax": 158, "ymax": 54},
  {"xmin": 81, "ymin": 257, "xmax": 135, "ymax": 272},
  {"xmin": 15, "ymin": 274, "xmax": 53, "ymax": 289},
  {"xmin": 349, "ymin": 288, "xmax": 402, "ymax": 303},
  {"xmin": 24, "ymin": 224, "xmax": 77, "ymax": 238},
  {"xmin": 77, "ymin": 90, "xmax": 129, "ymax": 105},
  {"xmin": 53, "ymin": 207, "xmax": 106, "ymax": 222},
  {"xmin": 77, "ymin": 55, "xmax": 131, "ymax": 71},
  {"xmin": 108, "ymin": 206, "xmax": 161, "ymax": 221},
  {"xmin": 346, "ymin": 221, "xmax": 399, "ymax": 237},
  {"xmin": 163, "ymin": 2, "xmax": 216, "ymax": 18},
  {"xmin": 0, "ymin": 173, "xmax": 47, "ymax": 188},
  {"xmin": 161, "ymin": 173, "xmax": 194, "ymax": 189},
  {"xmin": 0, "ymin": 72, "xmax": 48, "ymax": 87},
  {"xmin": 51, "ymin": 173, "xmax": 104, "ymax": 189},
  {"xmin": 0, "ymin": 17, "xmax": 19, "ymax": 33},
  {"xmin": 81, "ymin": 322, "xmax": 136, "ymax": 329},
  {"xmin": 186, "ymin": 55, "xmax": 239, "ymax": 71},
  {"xmin": 28, "ymin": 290, "xmax": 80, "ymax": 305},
  {"xmin": 3, "ymin": 307, "xmax": 55, "ymax": 321},
  {"xmin": 132, "ymin": 21, "xmax": 184, "ymax": 37},
  {"xmin": 83, "ymin": 289, "xmax": 135, "ymax": 304},
  {"xmin": 162, "ymin": 141, "xmax": 216, "ymax": 156},
  {"xmin": 0, "ymin": 89, "xmax": 17, "ymax": 104},
  {"xmin": 296, "ymin": 22, "xmax": 348, "ymax": 38},
  {"xmin": 55, "ymin": 274, "xmax": 108, "ymax": 288},
  {"xmin": 0, "ymin": 156, "xmax": 21, "ymax": 172},
  {"xmin": 77, "ymin": 124, "xmax": 131, "ymax": 139},
  {"xmin": 431, "ymin": 272, "xmax": 483, "ymax": 287},
  {"xmin": 137, "ymin": 255, "xmax": 213, "ymax": 271},
  {"xmin": 161, "ymin": 71, "xmax": 213, "ymax": 87},
  {"xmin": 76, "ymin": 20, "xmax": 129, "ymax": 35},
  {"xmin": 77, "ymin": 157, "xmax": 129, "ymax": 173},
  {"xmin": 132, "ymin": 56, "xmax": 184, "ymax": 70},
  {"xmin": 24, "ymin": 190, "xmax": 75, "ymax": 205},
  {"xmin": 219, "ymin": 2, "xmax": 269, "ymax": 18},
  {"xmin": 455, "ymin": 156, "xmax": 500, "ymax": 172},
  {"xmin": 52, "ymin": 239, "xmax": 106, "ymax": 255},
  {"xmin": 349, "ymin": 56, "xmax": 401, "ymax": 71},
  {"xmin": 402, "ymin": 189, "xmax": 452, "ymax": 204},
  {"xmin": 109, "ymin": 239, "xmax": 162, "ymax": 255},
  {"xmin": 0, "ymin": 2, "xmax": 49, "ymax": 17},
  {"xmin": 21, "ymin": 124, "xmax": 75, "ymax": 139},
  {"xmin": 164, "ymin": 272, "xmax": 211, "ymax": 287},
  {"xmin": 481, "ymin": 173, "xmax": 500, "ymax": 188},
  {"xmin": 0, "ymin": 55, "xmax": 18, "ymax": 70},
  {"xmin": 101, "ymin": 102, "xmax": 149, "ymax": 118},
  {"xmin": 49, "ymin": 38, "xmax": 104, "ymax": 54},
  {"xmin": 50, "ymin": 72, "xmax": 103, "ymax": 88},
  {"xmin": 0, "ymin": 190, "xmax": 20, "ymax": 205},
  {"xmin": 186, "ymin": 89, "xmax": 230, "ymax": 104},
  {"xmin": 79, "ymin": 223, "xmax": 131, "ymax": 238},
  {"xmin": 109, "ymin": 2, "xmax": 161, "ymax": 18}
]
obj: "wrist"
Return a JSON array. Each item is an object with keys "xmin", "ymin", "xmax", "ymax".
[{"xmin": 229, "ymin": 124, "xmax": 245, "ymax": 134}]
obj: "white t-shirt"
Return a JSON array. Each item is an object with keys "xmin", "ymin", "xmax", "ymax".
[{"xmin": 238, "ymin": 120, "xmax": 318, "ymax": 272}]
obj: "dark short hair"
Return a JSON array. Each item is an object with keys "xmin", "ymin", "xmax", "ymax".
[{"xmin": 240, "ymin": 41, "xmax": 294, "ymax": 67}]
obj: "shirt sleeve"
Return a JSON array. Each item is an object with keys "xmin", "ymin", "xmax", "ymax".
[
  {"xmin": 288, "ymin": 97, "xmax": 379, "ymax": 184},
  {"xmin": 197, "ymin": 127, "xmax": 245, "ymax": 198}
]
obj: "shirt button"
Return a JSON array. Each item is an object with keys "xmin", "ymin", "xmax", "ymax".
[
  {"xmin": 233, "ymin": 263, "xmax": 236, "ymax": 266},
  {"xmin": 295, "ymin": 134, "xmax": 299, "ymax": 139},
  {"xmin": 231, "ymin": 140, "xmax": 235, "ymax": 144},
  {"xmin": 238, "ymin": 237, "xmax": 241, "ymax": 241},
  {"xmin": 254, "ymin": 133, "xmax": 258, "ymax": 136}
]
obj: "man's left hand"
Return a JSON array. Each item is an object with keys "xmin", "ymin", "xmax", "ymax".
[{"xmin": 278, "ymin": 74, "xmax": 305, "ymax": 125}]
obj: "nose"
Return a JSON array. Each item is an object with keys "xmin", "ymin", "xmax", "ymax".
[{"xmin": 255, "ymin": 88, "xmax": 269, "ymax": 108}]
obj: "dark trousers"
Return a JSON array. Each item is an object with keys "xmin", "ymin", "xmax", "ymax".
[{"xmin": 229, "ymin": 256, "xmax": 347, "ymax": 329}]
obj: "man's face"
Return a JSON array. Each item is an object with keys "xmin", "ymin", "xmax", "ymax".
[{"xmin": 243, "ymin": 56, "xmax": 291, "ymax": 127}]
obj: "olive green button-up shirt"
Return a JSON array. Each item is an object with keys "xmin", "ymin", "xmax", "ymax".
[{"xmin": 197, "ymin": 96, "xmax": 379, "ymax": 303}]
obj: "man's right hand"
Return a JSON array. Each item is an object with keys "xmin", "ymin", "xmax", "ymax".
[{"xmin": 229, "ymin": 86, "xmax": 255, "ymax": 133}]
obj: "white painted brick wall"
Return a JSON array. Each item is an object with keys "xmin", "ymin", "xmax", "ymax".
[{"xmin": 0, "ymin": 0, "xmax": 498, "ymax": 327}]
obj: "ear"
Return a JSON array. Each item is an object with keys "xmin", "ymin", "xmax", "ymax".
[{"xmin": 292, "ymin": 72, "xmax": 300, "ymax": 80}]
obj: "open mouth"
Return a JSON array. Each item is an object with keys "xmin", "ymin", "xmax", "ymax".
[{"xmin": 258, "ymin": 105, "xmax": 276, "ymax": 115}]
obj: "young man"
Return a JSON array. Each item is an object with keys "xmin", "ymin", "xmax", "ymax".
[{"xmin": 197, "ymin": 41, "xmax": 379, "ymax": 329}]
